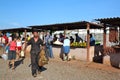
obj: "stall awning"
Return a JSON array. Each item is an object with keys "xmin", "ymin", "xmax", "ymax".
[
  {"xmin": 0, "ymin": 27, "xmax": 32, "ymax": 32},
  {"xmin": 95, "ymin": 17, "xmax": 120, "ymax": 27},
  {"xmin": 28, "ymin": 21, "xmax": 103, "ymax": 31}
]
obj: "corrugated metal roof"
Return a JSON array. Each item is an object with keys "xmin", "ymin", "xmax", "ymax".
[
  {"xmin": 28, "ymin": 21, "xmax": 103, "ymax": 31},
  {"xmin": 0, "ymin": 27, "xmax": 32, "ymax": 32},
  {"xmin": 95, "ymin": 17, "xmax": 120, "ymax": 27}
]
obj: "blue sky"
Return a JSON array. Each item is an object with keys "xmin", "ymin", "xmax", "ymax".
[{"xmin": 0, "ymin": 0, "xmax": 120, "ymax": 29}]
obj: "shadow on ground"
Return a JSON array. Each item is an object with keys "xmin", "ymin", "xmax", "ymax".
[
  {"xmin": 14, "ymin": 58, "xmax": 25, "ymax": 69},
  {"xmin": 28, "ymin": 63, "xmax": 47, "ymax": 72}
]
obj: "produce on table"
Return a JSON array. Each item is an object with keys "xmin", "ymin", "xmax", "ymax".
[{"xmin": 70, "ymin": 42, "xmax": 87, "ymax": 47}]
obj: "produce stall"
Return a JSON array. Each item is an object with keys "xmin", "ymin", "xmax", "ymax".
[
  {"xmin": 70, "ymin": 42, "xmax": 87, "ymax": 48},
  {"xmin": 29, "ymin": 21, "xmax": 103, "ymax": 61}
]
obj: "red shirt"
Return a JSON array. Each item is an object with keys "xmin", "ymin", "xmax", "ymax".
[
  {"xmin": 3, "ymin": 35, "xmax": 8, "ymax": 44},
  {"xmin": 9, "ymin": 41, "xmax": 16, "ymax": 51}
]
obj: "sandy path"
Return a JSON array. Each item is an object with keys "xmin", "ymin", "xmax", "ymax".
[{"xmin": 0, "ymin": 57, "xmax": 120, "ymax": 80}]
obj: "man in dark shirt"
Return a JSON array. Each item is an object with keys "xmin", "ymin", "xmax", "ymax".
[
  {"xmin": 90, "ymin": 34, "xmax": 95, "ymax": 46},
  {"xmin": 75, "ymin": 34, "xmax": 83, "ymax": 42},
  {"xmin": 25, "ymin": 29, "xmax": 44, "ymax": 77}
]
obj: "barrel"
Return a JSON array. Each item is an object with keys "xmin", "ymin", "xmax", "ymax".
[{"xmin": 110, "ymin": 53, "xmax": 120, "ymax": 68}]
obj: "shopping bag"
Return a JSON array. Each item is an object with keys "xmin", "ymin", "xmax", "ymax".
[
  {"xmin": 1, "ymin": 54, "xmax": 8, "ymax": 60},
  {"xmin": 20, "ymin": 51, "xmax": 25, "ymax": 57},
  {"xmin": 38, "ymin": 49, "xmax": 49, "ymax": 66},
  {"xmin": 5, "ymin": 46, "xmax": 9, "ymax": 54}
]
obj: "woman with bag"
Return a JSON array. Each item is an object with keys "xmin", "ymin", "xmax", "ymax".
[{"xmin": 6, "ymin": 36, "xmax": 17, "ymax": 70}]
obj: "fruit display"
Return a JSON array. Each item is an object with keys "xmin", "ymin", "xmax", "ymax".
[
  {"xmin": 70, "ymin": 41, "xmax": 101, "ymax": 48},
  {"xmin": 70, "ymin": 42, "xmax": 87, "ymax": 48}
]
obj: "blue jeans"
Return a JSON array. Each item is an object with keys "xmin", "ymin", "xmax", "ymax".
[
  {"xmin": 46, "ymin": 44, "xmax": 54, "ymax": 58},
  {"xmin": 63, "ymin": 46, "xmax": 70, "ymax": 54}
]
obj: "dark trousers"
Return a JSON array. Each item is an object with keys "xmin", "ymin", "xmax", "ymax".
[{"xmin": 30, "ymin": 52, "xmax": 40, "ymax": 75}]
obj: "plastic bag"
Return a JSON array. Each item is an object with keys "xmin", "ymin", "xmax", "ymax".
[
  {"xmin": 20, "ymin": 51, "xmax": 24, "ymax": 57},
  {"xmin": 1, "ymin": 54, "xmax": 8, "ymax": 60},
  {"xmin": 4, "ymin": 46, "xmax": 9, "ymax": 54}
]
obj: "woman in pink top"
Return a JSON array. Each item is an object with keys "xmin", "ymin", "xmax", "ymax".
[{"xmin": 7, "ymin": 36, "xmax": 17, "ymax": 70}]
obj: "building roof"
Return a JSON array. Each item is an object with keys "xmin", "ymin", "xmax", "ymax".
[
  {"xmin": 28, "ymin": 21, "xmax": 103, "ymax": 31},
  {"xmin": 0, "ymin": 27, "xmax": 32, "ymax": 32},
  {"xmin": 95, "ymin": 17, "xmax": 120, "ymax": 27}
]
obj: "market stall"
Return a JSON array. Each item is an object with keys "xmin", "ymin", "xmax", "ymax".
[
  {"xmin": 29, "ymin": 21, "xmax": 103, "ymax": 61},
  {"xmin": 96, "ymin": 17, "xmax": 120, "ymax": 68},
  {"xmin": 96, "ymin": 17, "xmax": 120, "ymax": 54}
]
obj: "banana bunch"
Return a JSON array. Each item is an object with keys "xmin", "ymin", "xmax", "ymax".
[{"xmin": 70, "ymin": 42, "xmax": 87, "ymax": 48}]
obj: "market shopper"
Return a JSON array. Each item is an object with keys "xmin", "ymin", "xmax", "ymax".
[
  {"xmin": 45, "ymin": 32, "xmax": 54, "ymax": 58},
  {"xmin": 27, "ymin": 35, "xmax": 31, "ymax": 41},
  {"xmin": 63, "ymin": 37, "xmax": 70, "ymax": 61},
  {"xmin": 16, "ymin": 36, "xmax": 22, "ymax": 60},
  {"xmin": 90, "ymin": 34, "xmax": 95, "ymax": 46},
  {"xmin": 70, "ymin": 36, "xmax": 74, "ymax": 43},
  {"xmin": 59, "ymin": 33, "xmax": 64, "ymax": 43},
  {"xmin": 3, "ymin": 33, "xmax": 8, "ymax": 45},
  {"xmin": 24, "ymin": 29, "xmax": 44, "ymax": 77},
  {"xmin": 7, "ymin": 36, "xmax": 17, "ymax": 70},
  {"xmin": 53, "ymin": 34, "xmax": 58, "ymax": 42},
  {"xmin": 0, "ymin": 34, "xmax": 5, "ymax": 47},
  {"xmin": 75, "ymin": 34, "xmax": 83, "ymax": 42}
]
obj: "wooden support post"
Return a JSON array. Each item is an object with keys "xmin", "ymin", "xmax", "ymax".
[
  {"xmin": 24, "ymin": 29, "xmax": 27, "ymax": 57},
  {"xmin": 18, "ymin": 31, "xmax": 21, "ymax": 37},
  {"xmin": 64, "ymin": 26, "xmax": 67, "ymax": 38},
  {"xmin": 64, "ymin": 30, "xmax": 65, "ymax": 37},
  {"xmin": 87, "ymin": 23, "xmax": 90, "ymax": 61},
  {"xmin": 119, "ymin": 27, "xmax": 120, "ymax": 45},
  {"xmin": 103, "ymin": 24, "xmax": 106, "ymax": 49}
]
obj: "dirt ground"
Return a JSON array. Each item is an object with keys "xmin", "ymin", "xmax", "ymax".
[
  {"xmin": 0, "ymin": 56, "xmax": 120, "ymax": 80},
  {"xmin": 0, "ymin": 46, "xmax": 120, "ymax": 80}
]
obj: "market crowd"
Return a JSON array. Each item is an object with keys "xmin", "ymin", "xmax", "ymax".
[{"xmin": 0, "ymin": 30, "xmax": 95, "ymax": 77}]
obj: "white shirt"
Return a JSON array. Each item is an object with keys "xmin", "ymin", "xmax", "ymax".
[
  {"xmin": 0, "ymin": 37, "xmax": 5, "ymax": 44},
  {"xmin": 63, "ymin": 39, "xmax": 70, "ymax": 46},
  {"xmin": 17, "ymin": 41, "xmax": 22, "ymax": 47},
  {"xmin": 8, "ymin": 37, "xmax": 12, "ymax": 43}
]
